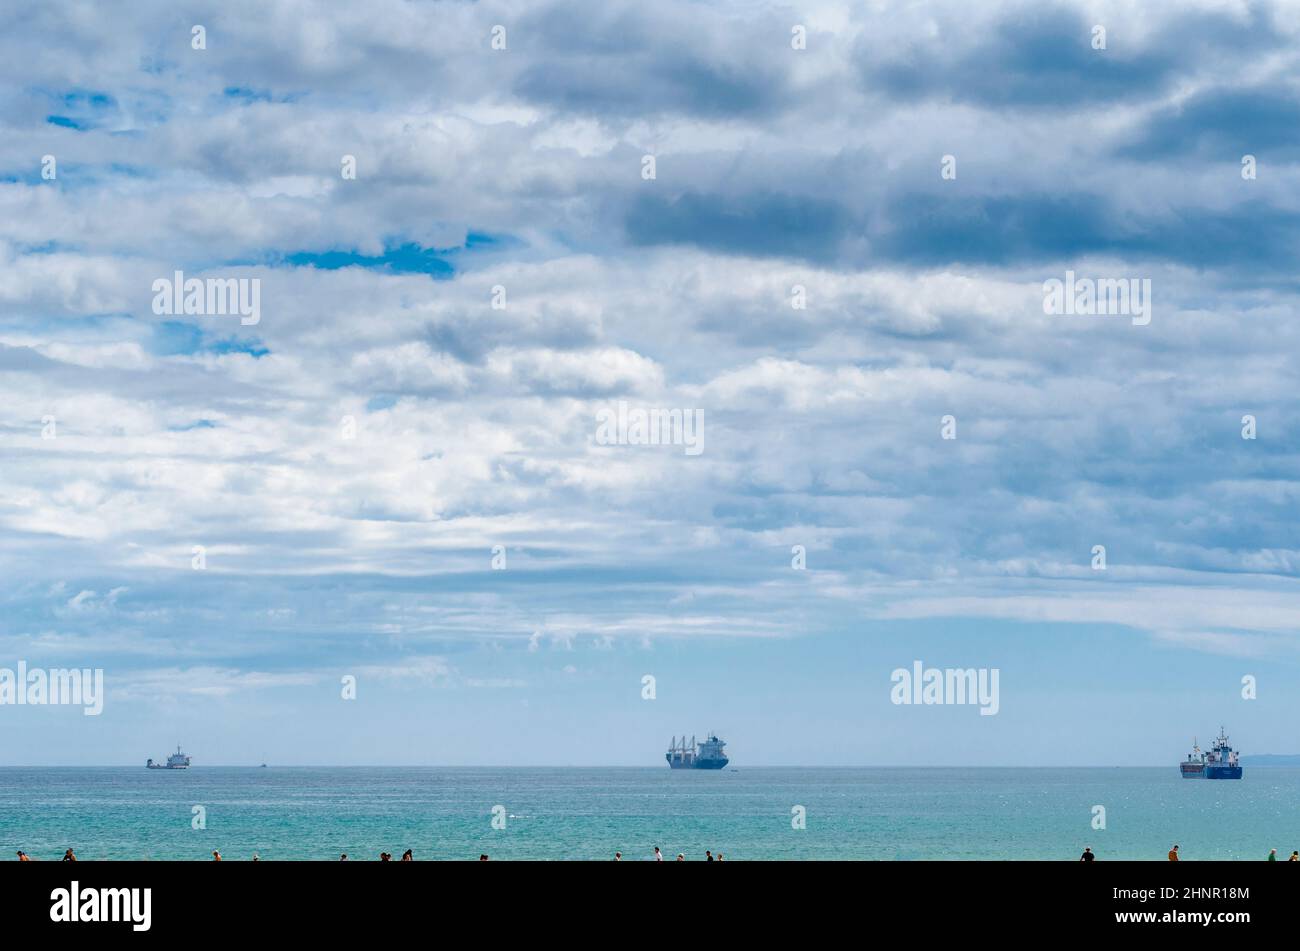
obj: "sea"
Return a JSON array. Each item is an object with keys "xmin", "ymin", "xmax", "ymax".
[{"xmin": 2, "ymin": 766, "xmax": 1297, "ymax": 861}]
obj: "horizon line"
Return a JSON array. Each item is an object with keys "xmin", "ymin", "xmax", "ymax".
[{"xmin": 4, "ymin": 760, "xmax": 1299, "ymax": 769}]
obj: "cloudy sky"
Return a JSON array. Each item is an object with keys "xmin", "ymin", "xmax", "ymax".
[{"xmin": 2, "ymin": 0, "xmax": 1298, "ymax": 765}]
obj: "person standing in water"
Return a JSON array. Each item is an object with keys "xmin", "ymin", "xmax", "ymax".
[
  {"xmin": 212, "ymin": 850, "xmax": 222, "ymax": 861},
  {"xmin": 1079, "ymin": 847, "xmax": 1095, "ymax": 862},
  {"xmin": 1168, "ymin": 845, "xmax": 1179, "ymax": 861},
  {"xmin": 705, "ymin": 851, "xmax": 713, "ymax": 862},
  {"xmin": 653, "ymin": 846, "xmax": 663, "ymax": 862},
  {"xmin": 401, "ymin": 849, "xmax": 413, "ymax": 861},
  {"xmin": 62, "ymin": 849, "xmax": 76, "ymax": 862},
  {"xmin": 16, "ymin": 851, "xmax": 30, "ymax": 861},
  {"xmin": 1268, "ymin": 849, "xmax": 1277, "ymax": 861},
  {"xmin": 614, "ymin": 852, "xmax": 622, "ymax": 861}
]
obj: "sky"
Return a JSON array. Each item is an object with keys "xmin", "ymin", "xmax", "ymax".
[{"xmin": 1, "ymin": 0, "xmax": 1299, "ymax": 766}]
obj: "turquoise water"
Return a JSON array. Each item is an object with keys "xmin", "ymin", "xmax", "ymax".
[{"xmin": 2, "ymin": 767, "xmax": 1296, "ymax": 861}]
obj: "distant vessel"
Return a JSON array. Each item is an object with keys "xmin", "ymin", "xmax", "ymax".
[
  {"xmin": 666, "ymin": 734, "xmax": 728, "ymax": 769},
  {"xmin": 1180, "ymin": 728, "xmax": 1241, "ymax": 779},
  {"xmin": 147, "ymin": 746, "xmax": 191, "ymax": 770},
  {"xmin": 1180, "ymin": 740, "xmax": 1205, "ymax": 777}
]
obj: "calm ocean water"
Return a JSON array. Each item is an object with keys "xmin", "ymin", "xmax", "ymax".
[{"xmin": 2, "ymin": 767, "xmax": 1297, "ymax": 861}]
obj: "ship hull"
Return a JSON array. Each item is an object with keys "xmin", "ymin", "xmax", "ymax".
[
  {"xmin": 667, "ymin": 758, "xmax": 728, "ymax": 770},
  {"xmin": 1179, "ymin": 766, "xmax": 1204, "ymax": 778},
  {"xmin": 1205, "ymin": 765, "xmax": 1242, "ymax": 779}
]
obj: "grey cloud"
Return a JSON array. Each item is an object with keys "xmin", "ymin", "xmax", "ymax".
[{"xmin": 858, "ymin": 2, "xmax": 1286, "ymax": 109}]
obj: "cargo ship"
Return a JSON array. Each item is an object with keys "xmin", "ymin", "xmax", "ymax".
[
  {"xmin": 1180, "ymin": 740, "xmax": 1205, "ymax": 777},
  {"xmin": 666, "ymin": 734, "xmax": 728, "ymax": 769},
  {"xmin": 1180, "ymin": 728, "xmax": 1241, "ymax": 779},
  {"xmin": 147, "ymin": 746, "xmax": 191, "ymax": 769}
]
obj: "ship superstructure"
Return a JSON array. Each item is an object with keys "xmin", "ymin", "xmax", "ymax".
[{"xmin": 666, "ymin": 734, "xmax": 728, "ymax": 769}]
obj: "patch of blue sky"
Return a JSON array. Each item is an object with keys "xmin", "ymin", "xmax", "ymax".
[
  {"xmin": 151, "ymin": 321, "xmax": 268, "ymax": 358},
  {"xmin": 2, "ymin": 242, "xmax": 89, "ymax": 259},
  {"xmin": 224, "ymin": 86, "xmax": 274, "ymax": 103},
  {"xmin": 0, "ymin": 314, "xmax": 126, "ymax": 340},
  {"xmin": 60, "ymin": 90, "xmax": 115, "ymax": 109},
  {"xmin": 277, "ymin": 242, "xmax": 455, "ymax": 278},
  {"xmin": 41, "ymin": 162, "xmax": 155, "ymax": 189},
  {"xmin": 150, "ymin": 321, "xmax": 202, "ymax": 356},
  {"xmin": 207, "ymin": 337, "xmax": 269, "ymax": 358},
  {"xmin": 460, "ymin": 231, "xmax": 509, "ymax": 251},
  {"xmin": 39, "ymin": 88, "xmax": 119, "ymax": 131},
  {"xmin": 442, "ymin": 230, "xmax": 534, "ymax": 266},
  {"xmin": 6, "ymin": 165, "xmax": 58, "ymax": 185},
  {"xmin": 222, "ymin": 86, "xmax": 302, "ymax": 105},
  {"xmin": 0, "ymin": 163, "xmax": 152, "ymax": 187},
  {"xmin": 271, "ymin": 232, "xmax": 520, "ymax": 278},
  {"xmin": 169, "ymin": 419, "xmax": 218, "ymax": 431}
]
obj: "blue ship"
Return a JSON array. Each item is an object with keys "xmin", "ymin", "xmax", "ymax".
[
  {"xmin": 666, "ymin": 734, "xmax": 728, "ymax": 769},
  {"xmin": 1180, "ymin": 728, "xmax": 1242, "ymax": 780}
]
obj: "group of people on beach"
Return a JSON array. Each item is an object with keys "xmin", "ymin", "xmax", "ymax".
[
  {"xmin": 346, "ymin": 850, "xmax": 488, "ymax": 860},
  {"xmin": 17, "ymin": 846, "xmax": 720, "ymax": 861},
  {"xmin": 618, "ymin": 846, "xmax": 725, "ymax": 861},
  {"xmin": 14, "ymin": 849, "xmax": 77, "ymax": 861},
  {"xmin": 1078, "ymin": 844, "xmax": 1300, "ymax": 861},
  {"xmin": 27, "ymin": 843, "xmax": 1300, "ymax": 861}
]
